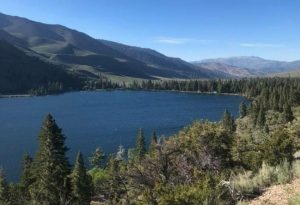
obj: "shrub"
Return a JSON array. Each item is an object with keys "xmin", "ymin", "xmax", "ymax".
[
  {"xmin": 292, "ymin": 160, "xmax": 300, "ymax": 178},
  {"xmin": 231, "ymin": 171, "xmax": 258, "ymax": 195},
  {"xmin": 261, "ymin": 129, "xmax": 295, "ymax": 166},
  {"xmin": 231, "ymin": 160, "xmax": 294, "ymax": 198}
]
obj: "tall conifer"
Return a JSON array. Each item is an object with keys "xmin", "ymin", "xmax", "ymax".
[
  {"xmin": 256, "ymin": 104, "xmax": 266, "ymax": 127},
  {"xmin": 283, "ymin": 103, "xmax": 294, "ymax": 123},
  {"xmin": 221, "ymin": 109, "xmax": 235, "ymax": 132},
  {"xmin": 136, "ymin": 128, "xmax": 146, "ymax": 160},
  {"xmin": 30, "ymin": 114, "xmax": 70, "ymax": 205},
  {"xmin": 20, "ymin": 154, "xmax": 34, "ymax": 200},
  {"xmin": 71, "ymin": 151, "xmax": 93, "ymax": 205},
  {"xmin": 149, "ymin": 131, "xmax": 158, "ymax": 153}
]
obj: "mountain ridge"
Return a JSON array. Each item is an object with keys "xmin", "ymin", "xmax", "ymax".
[
  {"xmin": 0, "ymin": 12, "xmax": 211, "ymax": 80},
  {"xmin": 0, "ymin": 12, "xmax": 299, "ymax": 80},
  {"xmin": 195, "ymin": 56, "xmax": 300, "ymax": 74}
]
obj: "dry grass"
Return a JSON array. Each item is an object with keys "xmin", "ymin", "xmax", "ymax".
[{"xmin": 232, "ymin": 161, "xmax": 294, "ymax": 197}]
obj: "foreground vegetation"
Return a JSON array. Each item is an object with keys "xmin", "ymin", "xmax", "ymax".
[{"xmin": 0, "ymin": 77, "xmax": 300, "ymax": 205}]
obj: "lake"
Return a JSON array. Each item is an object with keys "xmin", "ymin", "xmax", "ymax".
[{"xmin": 0, "ymin": 90, "xmax": 245, "ymax": 181}]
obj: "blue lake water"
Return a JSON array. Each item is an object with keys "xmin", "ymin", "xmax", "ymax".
[{"xmin": 0, "ymin": 90, "xmax": 245, "ymax": 181}]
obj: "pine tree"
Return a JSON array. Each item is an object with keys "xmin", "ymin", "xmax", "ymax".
[
  {"xmin": 283, "ymin": 103, "xmax": 294, "ymax": 123},
  {"xmin": 149, "ymin": 131, "xmax": 158, "ymax": 153},
  {"xmin": 239, "ymin": 102, "xmax": 247, "ymax": 118},
  {"xmin": 0, "ymin": 169, "xmax": 10, "ymax": 204},
  {"xmin": 250, "ymin": 101, "xmax": 259, "ymax": 123},
  {"xmin": 30, "ymin": 114, "xmax": 70, "ymax": 205},
  {"xmin": 71, "ymin": 152, "xmax": 93, "ymax": 205},
  {"xmin": 263, "ymin": 129, "xmax": 295, "ymax": 166},
  {"xmin": 89, "ymin": 147, "xmax": 105, "ymax": 168},
  {"xmin": 136, "ymin": 128, "xmax": 146, "ymax": 160},
  {"xmin": 20, "ymin": 154, "xmax": 34, "ymax": 201},
  {"xmin": 256, "ymin": 104, "xmax": 266, "ymax": 127},
  {"xmin": 221, "ymin": 109, "xmax": 235, "ymax": 132}
]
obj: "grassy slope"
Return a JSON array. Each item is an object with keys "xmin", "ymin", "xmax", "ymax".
[{"xmin": 0, "ymin": 40, "xmax": 81, "ymax": 94}]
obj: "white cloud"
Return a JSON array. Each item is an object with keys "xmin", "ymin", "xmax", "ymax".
[
  {"xmin": 154, "ymin": 37, "xmax": 212, "ymax": 45},
  {"xmin": 240, "ymin": 43, "xmax": 284, "ymax": 48}
]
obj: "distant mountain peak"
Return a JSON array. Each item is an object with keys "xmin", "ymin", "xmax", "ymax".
[{"xmin": 197, "ymin": 56, "xmax": 300, "ymax": 74}]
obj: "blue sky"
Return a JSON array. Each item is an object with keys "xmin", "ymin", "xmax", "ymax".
[{"xmin": 0, "ymin": 0, "xmax": 299, "ymax": 61}]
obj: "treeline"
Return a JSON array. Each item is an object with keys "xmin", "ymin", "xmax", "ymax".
[
  {"xmin": 82, "ymin": 78, "xmax": 122, "ymax": 90},
  {"xmin": 129, "ymin": 78, "xmax": 300, "ymax": 100},
  {"xmin": 86, "ymin": 78, "xmax": 300, "ymax": 106}
]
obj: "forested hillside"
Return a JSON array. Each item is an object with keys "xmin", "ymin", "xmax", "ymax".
[{"xmin": 0, "ymin": 40, "xmax": 81, "ymax": 95}]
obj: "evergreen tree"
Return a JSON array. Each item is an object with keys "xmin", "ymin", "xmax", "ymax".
[
  {"xmin": 136, "ymin": 128, "xmax": 146, "ymax": 160},
  {"xmin": 290, "ymin": 90, "xmax": 300, "ymax": 105},
  {"xmin": 0, "ymin": 169, "xmax": 10, "ymax": 204},
  {"xmin": 283, "ymin": 103, "xmax": 294, "ymax": 123},
  {"xmin": 71, "ymin": 152, "xmax": 93, "ymax": 205},
  {"xmin": 20, "ymin": 154, "xmax": 34, "ymax": 201},
  {"xmin": 262, "ymin": 129, "xmax": 295, "ymax": 166},
  {"xmin": 30, "ymin": 114, "xmax": 70, "ymax": 205},
  {"xmin": 256, "ymin": 103, "xmax": 266, "ymax": 127},
  {"xmin": 89, "ymin": 147, "xmax": 105, "ymax": 168},
  {"xmin": 221, "ymin": 109, "xmax": 235, "ymax": 132},
  {"xmin": 149, "ymin": 131, "xmax": 158, "ymax": 153},
  {"xmin": 250, "ymin": 101, "xmax": 259, "ymax": 123},
  {"xmin": 239, "ymin": 102, "xmax": 247, "ymax": 118}
]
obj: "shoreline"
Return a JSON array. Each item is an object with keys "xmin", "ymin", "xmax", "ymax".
[
  {"xmin": 0, "ymin": 94, "xmax": 32, "ymax": 98},
  {"xmin": 0, "ymin": 89, "xmax": 247, "ymax": 99}
]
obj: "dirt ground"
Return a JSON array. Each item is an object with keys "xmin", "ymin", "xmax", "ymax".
[{"xmin": 249, "ymin": 178, "xmax": 300, "ymax": 205}]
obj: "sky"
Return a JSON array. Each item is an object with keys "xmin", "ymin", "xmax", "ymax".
[{"xmin": 0, "ymin": 0, "xmax": 299, "ymax": 61}]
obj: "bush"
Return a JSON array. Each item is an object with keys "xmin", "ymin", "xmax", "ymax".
[
  {"xmin": 276, "ymin": 160, "xmax": 293, "ymax": 184},
  {"xmin": 88, "ymin": 168, "xmax": 110, "ymax": 194},
  {"xmin": 232, "ymin": 171, "xmax": 258, "ymax": 195},
  {"xmin": 292, "ymin": 160, "xmax": 300, "ymax": 178},
  {"xmin": 231, "ymin": 160, "xmax": 294, "ymax": 198},
  {"xmin": 261, "ymin": 129, "xmax": 296, "ymax": 166},
  {"xmin": 154, "ymin": 177, "xmax": 232, "ymax": 205}
]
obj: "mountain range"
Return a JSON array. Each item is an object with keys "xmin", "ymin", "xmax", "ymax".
[
  {"xmin": 0, "ymin": 12, "xmax": 210, "ymax": 80},
  {"xmin": 0, "ymin": 12, "xmax": 299, "ymax": 81},
  {"xmin": 194, "ymin": 56, "xmax": 300, "ymax": 75}
]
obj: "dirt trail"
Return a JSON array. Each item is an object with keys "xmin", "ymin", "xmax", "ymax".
[{"xmin": 249, "ymin": 178, "xmax": 300, "ymax": 205}]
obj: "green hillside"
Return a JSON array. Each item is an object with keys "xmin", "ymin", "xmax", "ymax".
[{"xmin": 0, "ymin": 40, "xmax": 81, "ymax": 95}]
